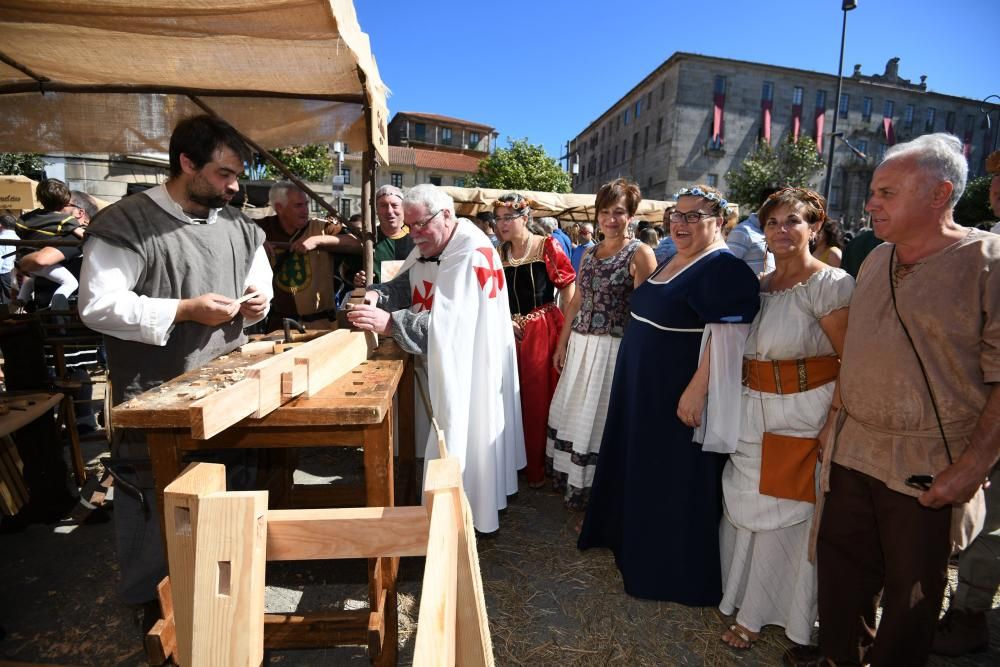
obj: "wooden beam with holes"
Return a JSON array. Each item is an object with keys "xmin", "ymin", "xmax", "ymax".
[{"xmin": 182, "ymin": 330, "xmax": 373, "ymax": 439}]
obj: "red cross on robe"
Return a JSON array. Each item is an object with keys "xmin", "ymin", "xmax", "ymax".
[
  {"xmin": 412, "ymin": 280, "xmax": 434, "ymax": 312},
  {"xmin": 473, "ymin": 247, "xmax": 504, "ymax": 299}
]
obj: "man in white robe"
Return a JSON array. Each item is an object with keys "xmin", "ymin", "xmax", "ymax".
[{"xmin": 347, "ymin": 184, "xmax": 525, "ymax": 533}]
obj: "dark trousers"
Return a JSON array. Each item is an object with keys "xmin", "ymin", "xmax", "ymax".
[{"xmin": 817, "ymin": 464, "xmax": 952, "ymax": 666}]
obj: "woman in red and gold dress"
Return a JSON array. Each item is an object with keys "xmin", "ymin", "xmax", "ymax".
[{"xmin": 495, "ymin": 193, "xmax": 575, "ymax": 487}]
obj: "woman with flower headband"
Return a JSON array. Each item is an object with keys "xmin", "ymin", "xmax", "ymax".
[
  {"xmin": 495, "ymin": 193, "xmax": 576, "ymax": 488},
  {"xmin": 545, "ymin": 178, "xmax": 656, "ymax": 513},
  {"xmin": 717, "ymin": 187, "xmax": 852, "ymax": 652},
  {"xmin": 578, "ymin": 184, "xmax": 760, "ymax": 607}
]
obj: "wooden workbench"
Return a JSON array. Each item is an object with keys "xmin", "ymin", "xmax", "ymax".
[{"xmin": 112, "ymin": 338, "xmax": 415, "ymax": 664}]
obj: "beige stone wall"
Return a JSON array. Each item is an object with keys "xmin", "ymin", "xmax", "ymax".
[{"xmin": 571, "ymin": 54, "xmax": 991, "ymax": 228}]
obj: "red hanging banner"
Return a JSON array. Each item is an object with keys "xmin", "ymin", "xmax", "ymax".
[
  {"xmin": 761, "ymin": 100, "xmax": 772, "ymax": 144},
  {"xmin": 963, "ymin": 129, "xmax": 974, "ymax": 158},
  {"xmin": 883, "ymin": 117, "xmax": 896, "ymax": 145},
  {"xmin": 815, "ymin": 110, "xmax": 826, "ymax": 153},
  {"xmin": 712, "ymin": 92, "xmax": 726, "ymax": 145},
  {"xmin": 792, "ymin": 104, "xmax": 802, "ymax": 142}
]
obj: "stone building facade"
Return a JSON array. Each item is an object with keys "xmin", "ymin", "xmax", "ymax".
[{"xmin": 569, "ymin": 52, "xmax": 993, "ymax": 227}]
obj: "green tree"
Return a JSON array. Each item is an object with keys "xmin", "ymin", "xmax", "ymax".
[
  {"xmin": 0, "ymin": 152, "xmax": 44, "ymax": 177},
  {"xmin": 953, "ymin": 175, "xmax": 993, "ymax": 228},
  {"xmin": 724, "ymin": 135, "xmax": 825, "ymax": 211},
  {"xmin": 261, "ymin": 144, "xmax": 333, "ymax": 183},
  {"xmin": 467, "ymin": 138, "xmax": 571, "ymax": 193}
]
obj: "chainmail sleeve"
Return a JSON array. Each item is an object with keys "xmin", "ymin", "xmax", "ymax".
[{"xmin": 388, "ymin": 310, "xmax": 428, "ymax": 354}]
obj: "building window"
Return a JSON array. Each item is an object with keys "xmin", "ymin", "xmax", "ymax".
[
  {"xmin": 856, "ymin": 139, "xmax": 868, "ymax": 157},
  {"xmin": 441, "ymin": 127, "xmax": 452, "ymax": 145},
  {"xmin": 390, "ymin": 172, "xmax": 403, "ymax": 188},
  {"xmin": 339, "ymin": 198, "xmax": 352, "ymax": 219},
  {"xmin": 656, "ymin": 117, "xmax": 663, "ymax": 143},
  {"xmin": 792, "ymin": 86, "xmax": 803, "ymax": 105},
  {"xmin": 454, "ymin": 177, "xmax": 465, "ymax": 187},
  {"xmin": 816, "ymin": 90, "xmax": 827, "ymax": 109},
  {"xmin": 340, "ymin": 167, "xmax": 351, "ymax": 185},
  {"xmin": 624, "ymin": 108, "xmax": 630, "ymax": 126},
  {"xmin": 904, "ymin": 105, "xmax": 914, "ymax": 129},
  {"xmin": 617, "ymin": 115, "xmax": 621, "ymax": 131},
  {"xmin": 469, "ymin": 131, "xmax": 480, "ymax": 147},
  {"xmin": 714, "ymin": 75, "xmax": 726, "ymax": 95},
  {"xmin": 946, "ymin": 111, "xmax": 956, "ymax": 132},
  {"xmin": 598, "ymin": 155, "xmax": 603, "ymax": 173},
  {"xmin": 635, "ymin": 99, "xmax": 642, "ymax": 119},
  {"xmin": 925, "ymin": 108, "xmax": 936, "ymax": 132},
  {"xmin": 660, "ymin": 81, "xmax": 666, "ymax": 100},
  {"xmin": 761, "ymin": 81, "xmax": 774, "ymax": 102},
  {"xmin": 883, "ymin": 100, "xmax": 895, "ymax": 118},
  {"xmin": 830, "ymin": 185, "xmax": 841, "ymax": 208},
  {"xmin": 862, "ymin": 97, "xmax": 873, "ymax": 121},
  {"xmin": 622, "ymin": 139, "xmax": 627, "ymax": 160},
  {"xmin": 414, "ymin": 123, "xmax": 426, "ymax": 141},
  {"xmin": 613, "ymin": 145, "xmax": 618, "ymax": 164},
  {"xmin": 429, "ymin": 175, "xmax": 442, "ymax": 186},
  {"xmin": 644, "ymin": 126, "xmax": 649, "ymax": 150},
  {"xmin": 839, "ymin": 93, "xmax": 849, "ymax": 116},
  {"xmin": 707, "ymin": 173, "xmax": 719, "ymax": 188},
  {"xmin": 877, "ymin": 143, "xmax": 888, "ymax": 161},
  {"xmin": 632, "ymin": 132, "xmax": 639, "ymax": 156},
  {"xmin": 646, "ymin": 91, "xmax": 652, "ymax": 110}
]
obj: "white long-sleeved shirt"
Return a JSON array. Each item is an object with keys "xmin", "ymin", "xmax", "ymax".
[{"xmin": 79, "ymin": 185, "xmax": 272, "ymax": 347}]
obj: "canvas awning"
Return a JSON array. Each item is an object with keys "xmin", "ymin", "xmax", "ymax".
[
  {"xmin": 440, "ymin": 186, "xmax": 676, "ymax": 224},
  {"xmin": 0, "ymin": 0, "xmax": 389, "ymax": 164}
]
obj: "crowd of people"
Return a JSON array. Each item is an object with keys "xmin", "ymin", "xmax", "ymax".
[
  {"xmin": 6, "ymin": 114, "xmax": 998, "ymax": 665},
  {"xmin": 347, "ymin": 132, "xmax": 997, "ymax": 667}
]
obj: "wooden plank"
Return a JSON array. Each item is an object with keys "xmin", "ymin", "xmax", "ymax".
[
  {"xmin": 188, "ymin": 376, "xmax": 260, "ymax": 440},
  {"xmin": 144, "ymin": 617, "xmax": 175, "ymax": 665},
  {"xmin": 144, "ymin": 575, "xmax": 178, "ymax": 664},
  {"xmin": 188, "ymin": 490, "xmax": 268, "ymax": 666},
  {"xmin": 265, "ymin": 506, "xmax": 429, "ymax": 560},
  {"xmin": 455, "ymin": 490, "xmax": 495, "ymax": 666},
  {"xmin": 305, "ymin": 330, "xmax": 370, "ymax": 396},
  {"xmin": 413, "ymin": 486, "xmax": 460, "ymax": 666},
  {"xmin": 263, "ymin": 610, "xmax": 369, "ymax": 648},
  {"xmin": 163, "ymin": 463, "xmax": 227, "ymax": 667},
  {"xmin": 367, "ymin": 587, "xmax": 387, "ymax": 658},
  {"xmin": 113, "ymin": 340, "xmax": 406, "ymax": 429}
]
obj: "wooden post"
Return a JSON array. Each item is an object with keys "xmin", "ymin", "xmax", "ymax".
[
  {"xmin": 163, "ymin": 462, "xmax": 268, "ymax": 666},
  {"xmin": 358, "ymin": 66, "xmax": 377, "ymax": 286},
  {"xmin": 413, "ymin": 470, "xmax": 460, "ymax": 665}
]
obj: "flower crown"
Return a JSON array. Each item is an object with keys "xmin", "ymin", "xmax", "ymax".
[
  {"xmin": 673, "ymin": 186, "xmax": 729, "ymax": 212},
  {"xmin": 493, "ymin": 194, "xmax": 534, "ymax": 214}
]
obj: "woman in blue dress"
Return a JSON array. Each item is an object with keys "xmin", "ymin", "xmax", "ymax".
[{"xmin": 578, "ymin": 184, "xmax": 760, "ymax": 606}]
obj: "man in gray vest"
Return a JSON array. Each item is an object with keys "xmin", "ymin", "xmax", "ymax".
[{"xmin": 78, "ymin": 114, "xmax": 273, "ymax": 634}]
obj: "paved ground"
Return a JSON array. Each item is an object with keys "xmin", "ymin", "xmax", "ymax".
[{"xmin": 1, "ymin": 441, "xmax": 998, "ymax": 666}]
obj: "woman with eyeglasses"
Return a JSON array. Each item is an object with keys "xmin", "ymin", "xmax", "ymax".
[
  {"xmin": 495, "ymin": 193, "xmax": 576, "ymax": 488},
  {"xmin": 578, "ymin": 184, "xmax": 759, "ymax": 607},
  {"xmin": 545, "ymin": 179, "xmax": 656, "ymax": 513},
  {"xmin": 718, "ymin": 187, "xmax": 852, "ymax": 652}
]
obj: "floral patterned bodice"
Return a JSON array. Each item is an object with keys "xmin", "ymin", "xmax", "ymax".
[{"xmin": 573, "ymin": 239, "xmax": 641, "ymax": 337}]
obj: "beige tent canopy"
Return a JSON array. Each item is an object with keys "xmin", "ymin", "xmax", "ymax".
[
  {"xmin": 0, "ymin": 0, "xmax": 388, "ymax": 164},
  {"xmin": 440, "ymin": 186, "xmax": 675, "ymax": 225}
]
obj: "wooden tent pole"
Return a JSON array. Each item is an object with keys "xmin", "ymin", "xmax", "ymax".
[
  {"xmin": 187, "ymin": 95, "xmax": 339, "ymax": 219},
  {"xmin": 357, "ymin": 68, "xmax": 377, "ymax": 285}
]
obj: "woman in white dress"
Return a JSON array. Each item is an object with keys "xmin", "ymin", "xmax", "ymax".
[
  {"xmin": 719, "ymin": 187, "xmax": 854, "ymax": 650},
  {"xmin": 546, "ymin": 178, "xmax": 656, "ymax": 512}
]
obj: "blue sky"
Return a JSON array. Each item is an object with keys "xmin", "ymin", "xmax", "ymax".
[{"xmin": 357, "ymin": 0, "xmax": 1000, "ymax": 161}]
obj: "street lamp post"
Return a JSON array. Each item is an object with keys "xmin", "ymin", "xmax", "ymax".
[{"xmin": 823, "ymin": 0, "xmax": 858, "ymax": 208}]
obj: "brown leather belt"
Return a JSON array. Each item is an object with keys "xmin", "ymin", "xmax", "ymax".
[{"xmin": 743, "ymin": 356, "xmax": 840, "ymax": 394}]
